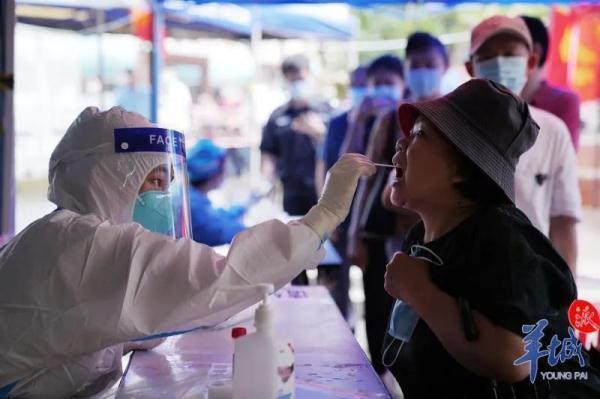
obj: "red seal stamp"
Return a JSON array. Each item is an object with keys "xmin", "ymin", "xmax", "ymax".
[{"xmin": 568, "ymin": 299, "xmax": 600, "ymax": 333}]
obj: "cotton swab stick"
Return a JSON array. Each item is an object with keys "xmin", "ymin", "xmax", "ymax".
[{"xmin": 373, "ymin": 163, "xmax": 395, "ymax": 168}]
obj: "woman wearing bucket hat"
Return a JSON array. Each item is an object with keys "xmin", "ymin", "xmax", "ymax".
[{"xmin": 382, "ymin": 79, "xmax": 600, "ymax": 398}]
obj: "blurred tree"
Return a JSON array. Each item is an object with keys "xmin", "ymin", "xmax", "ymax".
[{"xmin": 354, "ymin": 3, "xmax": 550, "ymax": 64}]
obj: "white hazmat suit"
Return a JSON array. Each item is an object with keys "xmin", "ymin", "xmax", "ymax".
[{"xmin": 0, "ymin": 107, "xmax": 375, "ymax": 397}]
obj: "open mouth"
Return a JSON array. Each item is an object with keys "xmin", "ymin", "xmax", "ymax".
[{"xmin": 395, "ymin": 166, "xmax": 404, "ymax": 181}]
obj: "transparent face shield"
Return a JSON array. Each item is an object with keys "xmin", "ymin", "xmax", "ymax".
[{"xmin": 115, "ymin": 127, "xmax": 192, "ymax": 239}]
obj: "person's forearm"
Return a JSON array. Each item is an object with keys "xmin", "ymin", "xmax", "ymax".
[
  {"xmin": 549, "ymin": 216, "xmax": 578, "ymax": 274},
  {"xmin": 408, "ymin": 281, "xmax": 529, "ymax": 383}
]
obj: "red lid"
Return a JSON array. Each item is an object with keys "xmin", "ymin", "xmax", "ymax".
[{"xmin": 231, "ymin": 327, "xmax": 247, "ymax": 339}]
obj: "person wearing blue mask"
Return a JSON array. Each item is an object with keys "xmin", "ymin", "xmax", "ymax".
[
  {"xmin": 313, "ymin": 65, "xmax": 368, "ymax": 318},
  {"xmin": 342, "ymin": 55, "xmax": 405, "ymax": 156},
  {"xmin": 342, "ymin": 54, "xmax": 405, "ymax": 377},
  {"xmin": 186, "ymin": 139, "xmax": 247, "ymax": 247},
  {"xmin": 382, "ymin": 33, "xmax": 450, "ymax": 256},
  {"xmin": 404, "ymin": 32, "xmax": 449, "ymax": 102},
  {"xmin": 465, "ymin": 15, "xmax": 581, "ymax": 273},
  {"xmin": 322, "ymin": 65, "xmax": 368, "ymax": 172}
]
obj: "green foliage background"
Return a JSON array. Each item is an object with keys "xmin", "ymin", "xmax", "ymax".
[{"xmin": 354, "ymin": 3, "xmax": 551, "ymax": 64}]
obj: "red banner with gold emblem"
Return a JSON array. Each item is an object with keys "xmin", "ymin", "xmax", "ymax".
[{"xmin": 547, "ymin": 5, "xmax": 600, "ymax": 101}]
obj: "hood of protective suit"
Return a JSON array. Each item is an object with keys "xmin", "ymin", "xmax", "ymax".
[{"xmin": 48, "ymin": 106, "xmax": 165, "ymax": 223}]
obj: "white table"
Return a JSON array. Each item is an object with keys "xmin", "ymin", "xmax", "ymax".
[{"xmin": 96, "ymin": 286, "xmax": 390, "ymax": 398}]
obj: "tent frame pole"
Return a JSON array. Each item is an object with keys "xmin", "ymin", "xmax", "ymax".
[{"xmin": 150, "ymin": 0, "xmax": 164, "ymax": 124}]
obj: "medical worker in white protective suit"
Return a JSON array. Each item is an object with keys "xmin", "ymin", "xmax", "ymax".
[{"xmin": 0, "ymin": 106, "xmax": 375, "ymax": 398}]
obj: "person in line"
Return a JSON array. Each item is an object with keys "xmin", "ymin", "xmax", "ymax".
[
  {"xmin": 383, "ymin": 78, "xmax": 600, "ymax": 398},
  {"xmin": 260, "ymin": 55, "xmax": 331, "ymax": 285},
  {"xmin": 466, "ymin": 15, "xmax": 581, "ymax": 273},
  {"xmin": 316, "ymin": 64, "xmax": 368, "ymax": 318},
  {"xmin": 260, "ymin": 54, "xmax": 330, "ymax": 218},
  {"xmin": 404, "ymin": 32, "xmax": 449, "ymax": 102},
  {"xmin": 343, "ymin": 54, "xmax": 405, "ymax": 377},
  {"xmin": 381, "ymin": 32, "xmax": 451, "ymax": 256},
  {"xmin": 520, "ymin": 15, "xmax": 581, "ymax": 150},
  {"xmin": 322, "ymin": 65, "xmax": 369, "ymax": 172},
  {"xmin": 0, "ymin": 106, "xmax": 374, "ymax": 397},
  {"xmin": 341, "ymin": 55, "xmax": 405, "ymax": 156}
]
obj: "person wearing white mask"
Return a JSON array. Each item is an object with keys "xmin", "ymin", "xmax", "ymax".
[
  {"xmin": 404, "ymin": 32, "xmax": 449, "ymax": 102},
  {"xmin": 261, "ymin": 54, "xmax": 331, "ymax": 217},
  {"xmin": 0, "ymin": 106, "xmax": 375, "ymax": 398},
  {"xmin": 261, "ymin": 55, "xmax": 332, "ymax": 285},
  {"xmin": 465, "ymin": 15, "xmax": 581, "ymax": 273}
]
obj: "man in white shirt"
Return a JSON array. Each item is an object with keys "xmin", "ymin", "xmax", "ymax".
[{"xmin": 466, "ymin": 15, "xmax": 581, "ymax": 272}]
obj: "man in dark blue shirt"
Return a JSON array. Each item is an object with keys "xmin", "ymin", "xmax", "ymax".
[{"xmin": 260, "ymin": 55, "xmax": 331, "ymax": 217}]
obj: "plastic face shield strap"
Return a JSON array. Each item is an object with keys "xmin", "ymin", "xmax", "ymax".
[
  {"xmin": 382, "ymin": 244, "xmax": 444, "ymax": 368},
  {"xmin": 115, "ymin": 127, "xmax": 192, "ymax": 239}
]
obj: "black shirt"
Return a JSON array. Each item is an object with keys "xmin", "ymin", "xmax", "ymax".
[
  {"xmin": 260, "ymin": 102, "xmax": 330, "ymax": 215},
  {"xmin": 386, "ymin": 204, "xmax": 600, "ymax": 398}
]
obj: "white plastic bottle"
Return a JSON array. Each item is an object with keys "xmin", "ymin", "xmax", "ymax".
[{"xmin": 233, "ymin": 284, "xmax": 295, "ymax": 399}]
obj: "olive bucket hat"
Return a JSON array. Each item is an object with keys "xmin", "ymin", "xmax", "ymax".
[{"xmin": 398, "ymin": 78, "xmax": 539, "ymax": 202}]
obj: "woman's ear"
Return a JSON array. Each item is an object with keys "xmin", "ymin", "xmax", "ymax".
[{"xmin": 448, "ymin": 157, "xmax": 467, "ymax": 184}]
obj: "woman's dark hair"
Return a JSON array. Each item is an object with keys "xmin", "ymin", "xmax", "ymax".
[
  {"xmin": 367, "ymin": 54, "xmax": 404, "ymax": 80},
  {"xmin": 453, "ymin": 153, "xmax": 511, "ymax": 206},
  {"xmin": 405, "ymin": 32, "xmax": 448, "ymax": 66}
]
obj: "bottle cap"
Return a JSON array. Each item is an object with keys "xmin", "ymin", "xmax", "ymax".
[{"xmin": 231, "ymin": 327, "xmax": 247, "ymax": 339}]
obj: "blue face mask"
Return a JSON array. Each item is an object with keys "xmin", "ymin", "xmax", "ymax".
[
  {"xmin": 350, "ymin": 87, "xmax": 367, "ymax": 106},
  {"xmin": 473, "ymin": 56, "xmax": 528, "ymax": 95},
  {"xmin": 133, "ymin": 191, "xmax": 175, "ymax": 236},
  {"xmin": 406, "ymin": 68, "xmax": 443, "ymax": 100},
  {"xmin": 370, "ymin": 85, "xmax": 402, "ymax": 102},
  {"xmin": 383, "ymin": 244, "xmax": 444, "ymax": 367},
  {"xmin": 387, "ymin": 299, "xmax": 420, "ymax": 343}
]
